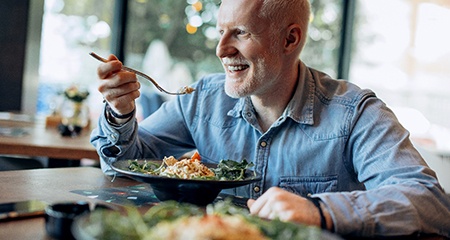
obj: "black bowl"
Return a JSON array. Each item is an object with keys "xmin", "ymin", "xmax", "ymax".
[
  {"xmin": 111, "ymin": 160, "xmax": 261, "ymax": 206},
  {"xmin": 45, "ymin": 201, "xmax": 90, "ymax": 240}
]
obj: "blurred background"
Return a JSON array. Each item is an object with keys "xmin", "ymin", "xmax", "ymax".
[{"xmin": 1, "ymin": 0, "xmax": 450, "ymax": 190}]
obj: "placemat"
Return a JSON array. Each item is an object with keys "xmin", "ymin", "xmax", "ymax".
[{"xmin": 71, "ymin": 184, "xmax": 159, "ymax": 207}]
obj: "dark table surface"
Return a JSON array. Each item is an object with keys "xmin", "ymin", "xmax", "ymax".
[{"xmin": 0, "ymin": 167, "xmax": 447, "ymax": 240}]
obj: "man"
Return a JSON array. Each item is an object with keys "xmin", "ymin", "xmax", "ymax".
[{"xmin": 91, "ymin": 0, "xmax": 450, "ymax": 237}]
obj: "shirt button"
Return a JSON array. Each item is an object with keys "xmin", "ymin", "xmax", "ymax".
[
  {"xmin": 260, "ymin": 141, "xmax": 267, "ymax": 147},
  {"xmin": 110, "ymin": 134, "xmax": 117, "ymax": 141},
  {"xmin": 246, "ymin": 112, "xmax": 252, "ymax": 117},
  {"xmin": 253, "ymin": 186, "xmax": 260, "ymax": 193},
  {"xmin": 307, "ymin": 193, "xmax": 312, "ymax": 197}
]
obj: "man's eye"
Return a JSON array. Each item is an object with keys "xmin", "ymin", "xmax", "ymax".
[{"xmin": 237, "ymin": 30, "xmax": 247, "ymax": 35}]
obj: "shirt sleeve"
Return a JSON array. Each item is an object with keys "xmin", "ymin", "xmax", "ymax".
[
  {"xmin": 90, "ymin": 105, "xmax": 139, "ymax": 174},
  {"xmin": 315, "ymin": 95, "xmax": 450, "ymax": 237},
  {"xmin": 90, "ymin": 81, "xmax": 201, "ymax": 174}
]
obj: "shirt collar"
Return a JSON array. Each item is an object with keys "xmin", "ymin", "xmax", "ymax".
[
  {"xmin": 227, "ymin": 96, "xmax": 249, "ymax": 118},
  {"xmin": 227, "ymin": 61, "xmax": 315, "ymax": 125},
  {"xmin": 285, "ymin": 61, "xmax": 315, "ymax": 125}
]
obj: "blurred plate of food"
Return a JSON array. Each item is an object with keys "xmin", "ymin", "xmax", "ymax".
[{"xmin": 72, "ymin": 200, "xmax": 343, "ymax": 240}]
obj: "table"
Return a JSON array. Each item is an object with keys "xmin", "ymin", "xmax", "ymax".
[
  {"xmin": 0, "ymin": 117, "xmax": 99, "ymax": 163},
  {"xmin": 0, "ymin": 167, "xmax": 139, "ymax": 240},
  {"xmin": 0, "ymin": 168, "xmax": 447, "ymax": 240}
]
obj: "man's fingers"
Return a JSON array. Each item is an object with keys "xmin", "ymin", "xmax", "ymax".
[
  {"xmin": 97, "ymin": 60, "xmax": 122, "ymax": 79},
  {"xmin": 247, "ymin": 199, "xmax": 256, "ymax": 209},
  {"xmin": 107, "ymin": 91, "xmax": 140, "ymax": 115},
  {"xmin": 98, "ymin": 72, "xmax": 139, "ymax": 93},
  {"xmin": 101, "ymin": 81, "xmax": 140, "ymax": 111},
  {"xmin": 107, "ymin": 54, "xmax": 118, "ymax": 61}
]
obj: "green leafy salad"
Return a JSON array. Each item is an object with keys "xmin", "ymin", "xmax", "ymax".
[
  {"xmin": 73, "ymin": 200, "xmax": 333, "ymax": 240},
  {"xmin": 127, "ymin": 155, "xmax": 255, "ymax": 181}
]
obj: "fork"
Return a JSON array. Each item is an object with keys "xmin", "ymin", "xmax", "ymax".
[{"xmin": 89, "ymin": 52, "xmax": 194, "ymax": 95}]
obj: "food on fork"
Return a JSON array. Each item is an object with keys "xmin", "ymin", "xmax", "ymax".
[{"xmin": 178, "ymin": 86, "xmax": 195, "ymax": 94}]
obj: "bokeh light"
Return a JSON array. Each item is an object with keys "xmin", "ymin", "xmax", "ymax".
[{"xmin": 186, "ymin": 23, "xmax": 197, "ymax": 34}]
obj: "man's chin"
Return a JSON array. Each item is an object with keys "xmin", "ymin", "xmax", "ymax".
[
  {"xmin": 224, "ymin": 85, "xmax": 249, "ymax": 99},
  {"xmin": 224, "ymin": 76, "xmax": 252, "ymax": 98},
  {"xmin": 225, "ymin": 91, "xmax": 241, "ymax": 99},
  {"xmin": 223, "ymin": 82, "xmax": 238, "ymax": 98}
]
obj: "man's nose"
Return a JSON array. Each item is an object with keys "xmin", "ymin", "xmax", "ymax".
[{"xmin": 216, "ymin": 34, "xmax": 237, "ymax": 58}]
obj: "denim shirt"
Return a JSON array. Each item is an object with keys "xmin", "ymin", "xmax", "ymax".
[{"xmin": 91, "ymin": 62, "xmax": 450, "ymax": 237}]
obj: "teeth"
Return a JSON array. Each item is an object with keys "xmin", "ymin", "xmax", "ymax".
[{"xmin": 228, "ymin": 65, "xmax": 247, "ymax": 71}]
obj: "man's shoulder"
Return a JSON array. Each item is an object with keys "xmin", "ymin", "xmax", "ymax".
[{"xmin": 308, "ymin": 67, "xmax": 376, "ymax": 105}]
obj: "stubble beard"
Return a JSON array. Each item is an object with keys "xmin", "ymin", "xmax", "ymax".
[{"xmin": 224, "ymin": 58, "xmax": 267, "ymax": 99}]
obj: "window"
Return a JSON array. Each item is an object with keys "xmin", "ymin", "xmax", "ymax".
[
  {"xmin": 124, "ymin": 0, "xmax": 223, "ymax": 98},
  {"xmin": 350, "ymin": 0, "xmax": 450, "ymax": 148},
  {"xmin": 302, "ymin": 0, "xmax": 343, "ymax": 78},
  {"xmin": 36, "ymin": 0, "xmax": 115, "ymax": 121}
]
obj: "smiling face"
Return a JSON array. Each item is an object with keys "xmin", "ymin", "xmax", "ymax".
[{"xmin": 216, "ymin": 0, "xmax": 285, "ymax": 98}]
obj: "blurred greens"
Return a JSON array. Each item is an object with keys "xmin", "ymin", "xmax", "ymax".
[{"xmin": 75, "ymin": 200, "xmax": 327, "ymax": 240}]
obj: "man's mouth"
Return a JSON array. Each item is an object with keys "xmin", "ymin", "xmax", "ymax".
[
  {"xmin": 222, "ymin": 58, "xmax": 250, "ymax": 73},
  {"xmin": 227, "ymin": 64, "xmax": 249, "ymax": 72}
]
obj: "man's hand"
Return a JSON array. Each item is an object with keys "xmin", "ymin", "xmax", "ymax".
[
  {"xmin": 96, "ymin": 54, "xmax": 141, "ymax": 122},
  {"xmin": 247, "ymin": 187, "xmax": 333, "ymax": 230}
]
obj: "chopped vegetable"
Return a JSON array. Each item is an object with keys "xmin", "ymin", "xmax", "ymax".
[{"xmin": 191, "ymin": 151, "xmax": 201, "ymax": 161}]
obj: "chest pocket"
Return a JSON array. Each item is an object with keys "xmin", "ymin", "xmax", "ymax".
[{"xmin": 279, "ymin": 176, "xmax": 338, "ymax": 197}]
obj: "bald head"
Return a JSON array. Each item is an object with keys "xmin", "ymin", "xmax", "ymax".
[{"xmin": 259, "ymin": 0, "xmax": 311, "ymax": 52}]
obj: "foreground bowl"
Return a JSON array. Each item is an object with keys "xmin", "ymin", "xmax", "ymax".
[
  {"xmin": 73, "ymin": 202, "xmax": 344, "ymax": 240},
  {"xmin": 111, "ymin": 160, "xmax": 261, "ymax": 206}
]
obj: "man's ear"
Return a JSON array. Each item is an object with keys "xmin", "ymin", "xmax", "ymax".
[{"xmin": 284, "ymin": 24, "xmax": 302, "ymax": 53}]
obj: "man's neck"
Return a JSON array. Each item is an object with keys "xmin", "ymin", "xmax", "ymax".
[{"xmin": 251, "ymin": 64, "xmax": 299, "ymax": 132}]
